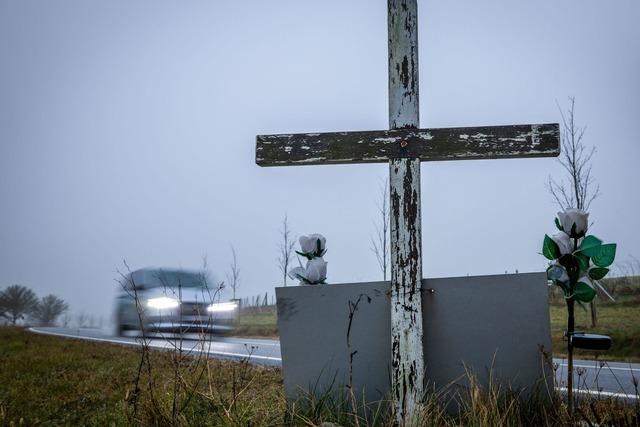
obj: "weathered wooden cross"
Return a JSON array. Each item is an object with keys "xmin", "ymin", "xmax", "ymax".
[{"xmin": 255, "ymin": 0, "xmax": 560, "ymax": 422}]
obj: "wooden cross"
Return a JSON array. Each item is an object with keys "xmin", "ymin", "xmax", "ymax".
[{"xmin": 255, "ymin": 0, "xmax": 559, "ymax": 422}]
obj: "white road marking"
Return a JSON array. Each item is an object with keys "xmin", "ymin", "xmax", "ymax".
[
  {"xmin": 178, "ymin": 346, "xmax": 281, "ymax": 362},
  {"xmin": 221, "ymin": 337, "xmax": 280, "ymax": 347},
  {"xmin": 30, "ymin": 327, "xmax": 146, "ymax": 347},
  {"xmin": 29, "ymin": 327, "xmax": 282, "ymax": 363},
  {"xmin": 556, "ymin": 362, "xmax": 640, "ymax": 373},
  {"xmin": 556, "ymin": 387, "xmax": 638, "ymax": 400}
]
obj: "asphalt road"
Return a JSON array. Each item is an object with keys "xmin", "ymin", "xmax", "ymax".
[
  {"xmin": 30, "ymin": 327, "xmax": 638, "ymax": 400},
  {"xmin": 29, "ymin": 326, "xmax": 282, "ymax": 366}
]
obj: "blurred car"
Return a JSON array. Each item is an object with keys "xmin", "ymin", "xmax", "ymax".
[{"xmin": 115, "ymin": 267, "xmax": 238, "ymax": 336}]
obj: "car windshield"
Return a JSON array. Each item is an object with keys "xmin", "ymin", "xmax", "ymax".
[{"xmin": 130, "ymin": 270, "xmax": 210, "ymax": 290}]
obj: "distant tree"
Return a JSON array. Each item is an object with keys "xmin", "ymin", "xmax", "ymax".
[
  {"xmin": 0, "ymin": 284, "xmax": 38, "ymax": 326},
  {"xmin": 226, "ymin": 246, "xmax": 240, "ymax": 300},
  {"xmin": 547, "ymin": 97, "xmax": 599, "ymax": 211},
  {"xmin": 547, "ymin": 97, "xmax": 600, "ymax": 326},
  {"xmin": 61, "ymin": 312, "xmax": 71, "ymax": 328},
  {"xmin": 370, "ymin": 178, "xmax": 390, "ymax": 280},
  {"xmin": 76, "ymin": 312, "xmax": 89, "ymax": 328},
  {"xmin": 277, "ymin": 215, "xmax": 296, "ymax": 286},
  {"xmin": 31, "ymin": 294, "xmax": 69, "ymax": 326}
]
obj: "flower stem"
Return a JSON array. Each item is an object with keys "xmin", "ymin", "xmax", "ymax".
[
  {"xmin": 567, "ymin": 295, "xmax": 575, "ymax": 415},
  {"xmin": 567, "ymin": 236, "xmax": 579, "ymax": 415}
]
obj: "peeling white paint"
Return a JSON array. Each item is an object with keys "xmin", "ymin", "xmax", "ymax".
[
  {"xmin": 297, "ymin": 157, "xmax": 325, "ymax": 163},
  {"xmin": 470, "ymin": 132, "xmax": 493, "ymax": 140},
  {"xmin": 375, "ymin": 137, "xmax": 400, "ymax": 143},
  {"xmin": 388, "ymin": 1, "xmax": 424, "ymax": 422},
  {"xmin": 418, "ymin": 132, "xmax": 433, "ymax": 140}
]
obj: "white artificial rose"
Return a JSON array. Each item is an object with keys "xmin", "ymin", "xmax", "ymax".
[
  {"xmin": 551, "ymin": 232, "xmax": 573, "ymax": 256},
  {"xmin": 288, "ymin": 258, "xmax": 328, "ymax": 285},
  {"xmin": 558, "ymin": 209, "xmax": 589, "ymax": 238},
  {"xmin": 547, "ymin": 262, "xmax": 569, "ymax": 283},
  {"xmin": 298, "ymin": 236, "xmax": 315, "ymax": 254},
  {"xmin": 304, "ymin": 257, "xmax": 327, "ymax": 284},
  {"xmin": 288, "ymin": 266, "xmax": 306, "ymax": 282},
  {"xmin": 299, "ymin": 234, "xmax": 326, "ymax": 257}
]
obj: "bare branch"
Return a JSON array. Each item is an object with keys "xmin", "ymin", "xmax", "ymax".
[
  {"xmin": 370, "ymin": 177, "xmax": 389, "ymax": 280},
  {"xmin": 548, "ymin": 97, "xmax": 599, "ymax": 211},
  {"xmin": 277, "ymin": 215, "xmax": 296, "ymax": 286},
  {"xmin": 226, "ymin": 246, "xmax": 240, "ymax": 300}
]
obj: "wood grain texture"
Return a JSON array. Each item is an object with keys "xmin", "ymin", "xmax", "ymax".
[
  {"xmin": 389, "ymin": 158, "xmax": 424, "ymax": 423},
  {"xmin": 255, "ymin": 123, "xmax": 560, "ymax": 166},
  {"xmin": 388, "ymin": 0, "xmax": 419, "ymax": 129},
  {"xmin": 388, "ymin": 0, "xmax": 424, "ymax": 423}
]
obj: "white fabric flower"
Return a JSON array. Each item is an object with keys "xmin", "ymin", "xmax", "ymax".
[
  {"xmin": 288, "ymin": 258, "xmax": 328, "ymax": 285},
  {"xmin": 288, "ymin": 267, "xmax": 306, "ymax": 282},
  {"xmin": 305, "ymin": 258, "xmax": 327, "ymax": 283},
  {"xmin": 299, "ymin": 234, "xmax": 326, "ymax": 257},
  {"xmin": 547, "ymin": 262, "xmax": 569, "ymax": 283},
  {"xmin": 551, "ymin": 232, "xmax": 573, "ymax": 256},
  {"xmin": 558, "ymin": 209, "xmax": 589, "ymax": 238}
]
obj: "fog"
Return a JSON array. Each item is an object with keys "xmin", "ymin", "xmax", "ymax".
[{"xmin": 1, "ymin": 0, "xmax": 638, "ymax": 321}]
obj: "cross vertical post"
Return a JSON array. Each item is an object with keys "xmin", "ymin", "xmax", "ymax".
[{"xmin": 388, "ymin": 0, "xmax": 424, "ymax": 422}]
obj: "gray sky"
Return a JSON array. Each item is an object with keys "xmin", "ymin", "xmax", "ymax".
[{"xmin": 1, "ymin": 0, "xmax": 638, "ymax": 320}]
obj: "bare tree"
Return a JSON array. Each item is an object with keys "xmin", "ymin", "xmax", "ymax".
[
  {"xmin": 226, "ymin": 246, "xmax": 240, "ymax": 300},
  {"xmin": 62, "ymin": 311, "xmax": 70, "ymax": 328},
  {"xmin": 370, "ymin": 178, "xmax": 390, "ymax": 280},
  {"xmin": 31, "ymin": 294, "xmax": 69, "ymax": 326},
  {"xmin": 548, "ymin": 97, "xmax": 600, "ymax": 211},
  {"xmin": 76, "ymin": 312, "xmax": 89, "ymax": 328},
  {"xmin": 0, "ymin": 284, "xmax": 38, "ymax": 326},
  {"xmin": 547, "ymin": 96, "xmax": 601, "ymax": 326},
  {"xmin": 277, "ymin": 215, "xmax": 296, "ymax": 286}
]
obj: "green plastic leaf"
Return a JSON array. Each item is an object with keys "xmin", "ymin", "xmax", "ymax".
[
  {"xmin": 579, "ymin": 235, "xmax": 603, "ymax": 257},
  {"xmin": 542, "ymin": 235, "xmax": 560, "ymax": 260},
  {"xmin": 555, "ymin": 217, "xmax": 564, "ymax": 232},
  {"xmin": 573, "ymin": 281, "xmax": 597, "ymax": 303},
  {"xmin": 295, "ymin": 250, "xmax": 312, "ymax": 260},
  {"xmin": 588, "ymin": 267, "xmax": 609, "ymax": 280},
  {"xmin": 592, "ymin": 244, "xmax": 617, "ymax": 268},
  {"xmin": 575, "ymin": 252, "xmax": 590, "ymax": 272}
]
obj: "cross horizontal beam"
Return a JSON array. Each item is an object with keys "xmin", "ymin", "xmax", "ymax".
[{"xmin": 256, "ymin": 123, "xmax": 559, "ymax": 167}]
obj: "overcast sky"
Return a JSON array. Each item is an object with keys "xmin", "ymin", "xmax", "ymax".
[{"xmin": 1, "ymin": 0, "xmax": 638, "ymax": 321}]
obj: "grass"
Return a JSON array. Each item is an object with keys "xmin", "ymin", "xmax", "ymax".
[
  {"xmin": 1, "ymin": 327, "xmax": 136, "ymax": 425},
  {"xmin": 236, "ymin": 297, "xmax": 640, "ymax": 362},
  {"xmin": 1, "ymin": 327, "xmax": 638, "ymax": 426},
  {"xmin": 0, "ymin": 327, "xmax": 284, "ymax": 426},
  {"xmin": 550, "ymin": 297, "xmax": 640, "ymax": 362},
  {"xmin": 234, "ymin": 305, "xmax": 278, "ymax": 337}
]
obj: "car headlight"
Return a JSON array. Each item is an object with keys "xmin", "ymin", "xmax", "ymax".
[
  {"xmin": 207, "ymin": 302, "xmax": 238, "ymax": 313},
  {"xmin": 147, "ymin": 297, "xmax": 180, "ymax": 309}
]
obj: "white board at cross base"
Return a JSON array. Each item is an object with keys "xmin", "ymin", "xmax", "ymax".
[{"xmin": 276, "ymin": 272, "xmax": 553, "ymax": 409}]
